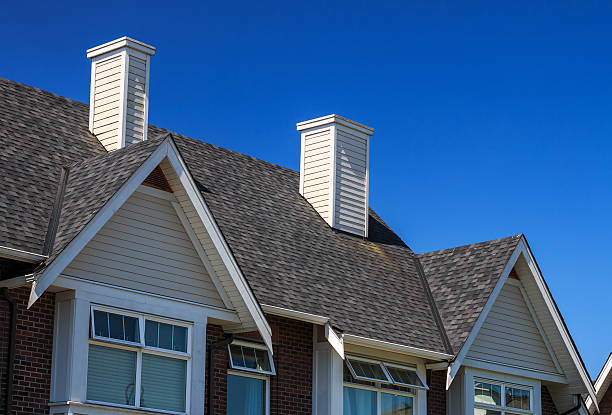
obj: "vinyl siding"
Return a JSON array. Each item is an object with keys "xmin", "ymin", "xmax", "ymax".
[
  {"xmin": 125, "ymin": 55, "xmax": 147, "ymax": 145},
  {"xmin": 92, "ymin": 55, "xmax": 123, "ymax": 151},
  {"xmin": 334, "ymin": 129, "xmax": 367, "ymax": 236},
  {"xmin": 302, "ymin": 128, "xmax": 332, "ymax": 224},
  {"xmin": 466, "ymin": 281, "xmax": 559, "ymax": 374},
  {"xmin": 64, "ymin": 190, "xmax": 224, "ymax": 307}
]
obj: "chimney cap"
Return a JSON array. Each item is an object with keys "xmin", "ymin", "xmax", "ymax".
[
  {"xmin": 296, "ymin": 114, "xmax": 374, "ymax": 136},
  {"xmin": 87, "ymin": 36, "xmax": 156, "ymax": 59}
]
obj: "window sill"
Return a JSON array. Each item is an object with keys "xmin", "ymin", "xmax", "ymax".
[{"xmin": 48, "ymin": 401, "xmax": 186, "ymax": 415}]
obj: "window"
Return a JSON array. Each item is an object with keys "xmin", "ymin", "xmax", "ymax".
[
  {"xmin": 344, "ymin": 356, "xmax": 426, "ymax": 415},
  {"xmin": 474, "ymin": 379, "xmax": 532, "ymax": 415},
  {"xmin": 227, "ymin": 340, "xmax": 275, "ymax": 415},
  {"xmin": 87, "ymin": 306, "xmax": 191, "ymax": 414},
  {"xmin": 228, "ymin": 340, "xmax": 275, "ymax": 375}
]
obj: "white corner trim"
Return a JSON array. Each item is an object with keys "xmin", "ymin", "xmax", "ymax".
[
  {"xmin": 28, "ymin": 139, "xmax": 172, "ymax": 308},
  {"xmin": 164, "ymin": 139, "xmax": 273, "ymax": 352},
  {"xmin": 170, "ymin": 200, "xmax": 233, "ymax": 309},
  {"xmin": 260, "ymin": 304, "xmax": 329, "ymax": 325},
  {"xmin": 0, "ymin": 245, "xmax": 48, "ymax": 263},
  {"xmin": 447, "ymin": 240, "xmax": 524, "ymax": 388},
  {"xmin": 325, "ymin": 323, "xmax": 344, "ymax": 359},
  {"xmin": 328, "ymin": 124, "xmax": 337, "ymax": 227},
  {"xmin": 586, "ymin": 353, "xmax": 612, "ymax": 412},
  {"xmin": 342, "ymin": 333, "xmax": 453, "ymax": 360}
]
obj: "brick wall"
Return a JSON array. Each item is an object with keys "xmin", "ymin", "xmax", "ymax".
[
  {"xmin": 0, "ymin": 286, "xmax": 55, "ymax": 415},
  {"xmin": 205, "ymin": 314, "xmax": 313, "ymax": 415},
  {"xmin": 427, "ymin": 369, "xmax": 446, "ymax": 415},
  {"xmin": 598, "ymin": 383, "xmax": 612, "ymax": 415},
  {"xmin": 541, "ymin": 386, "xmax": 559, "ymax": 415}
]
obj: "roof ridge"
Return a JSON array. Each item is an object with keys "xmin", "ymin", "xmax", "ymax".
[
  {"xmin": 417, "ymin": 233, "xmax": 523, "ymax": 257},
  {"xmin": 0, "ymin": 77, "xmax": 89, "ymax": 108}
]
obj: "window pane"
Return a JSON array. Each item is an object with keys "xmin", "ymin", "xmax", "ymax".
[
  {"xmin": 343, "ymin": 386, "xmax": 376, "ymax": 415},
  {"xmin": 227, "ymin": 374, "xmax": 265, "ymax": 415},
  {"xmin": 145, "ymin": 319, "xmax": 158, "ymax": 348},
  {"xmin": 348, "ymin": 358, "xmax": 388, "ymax": 382},
  {"xmin": 254, "ymin": 349, "xmax": 271, "ymax": 372},
  {"xmin": 242, "ymin": 346, "xmax": 257, "ymax": 369},
  {"xmin": 93, "ymin": 310, "xmax": 109, "ymax": 337},
  {"xmin": 386, "ymin": 366, "xmax": 423, "ymax": 387},
  {"xmin": 474, "ymin": 382, "xmax": 501, "ymax": 405},
  {"xmin": 158, "ymin": 322, "xmax": 173, "ymax": 350},
  {"xmin": 173, "ymin": 325, "xmax": 187, "ymax": 352},
  {"xmin": 382, "ymin": 393, "xmax": 413, "ymax": 415},
  {"xmin": 230, "ymin": 344, "xmax": 245, "ymax": 367},
  {"xmin": 108, "ymin": 312, "xmax": 124, "ymax": 340},
  {"xmin": 124, "ymin": 316, "xmax": 140, "ymax": 343},
  {"xmin": 474, "ymin": 409, "xmax": 501, "ymax": 415},
  {"xmin": 506, "ymin": 387, "xmax": 531, "ymax": 410},
  {"xmin": 87, "ymin": 344, "xmax": 136, "ymax": 406},
  {"xmin": 141, "ymin": 354, "xmax": 187, "ymax": 413}
]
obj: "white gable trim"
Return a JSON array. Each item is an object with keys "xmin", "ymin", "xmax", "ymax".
[
  {"xmin": 163, "ymin": 138, "xmax": 272, "ymax": 351},
  {"xmin": 586, "ymin": 353, "xmax": 612, "ymax": 413},
  {"xmin": 170, "ymin": 200, "xmax": 232, "ymax": 309},
  {"xmin": 28, "ymin": 136, "xmax": 273, "ymax": 351},
  {"xmin": 508, "ymin": 278, "xmax": 563, "ymax": 374},
  {"xmin": 29, "ymin": 139, "xmax": 171, "ymax": 306},
  {"xmin": 447, "ymin": 236, "xmax": 597, "ymax": 408},
  {"xmin": 446, "ymin": 240, "xmax": 522, "ymax": 388}
]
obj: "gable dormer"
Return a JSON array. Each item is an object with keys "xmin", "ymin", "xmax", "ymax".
[{"xmin": 87, "ymin": 37, "xmax": 155, "ymax": 151}]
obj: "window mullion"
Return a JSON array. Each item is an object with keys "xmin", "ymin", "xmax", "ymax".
[
  {"xmin": 135, "ymin": 350, "xmax": 142, "ymax": 407},
  {"xmin": 377, "ymin": 390, "xmax": 382, "ymax": 415}
]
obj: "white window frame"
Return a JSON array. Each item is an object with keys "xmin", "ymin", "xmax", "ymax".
[
  {"xmin": 343, "ymin": 355, "xmax": 422, "ymax": 415},
  {"xmin": 345, "ymin": 355, "xmax": 428, "ymax": 390},
  {"xmin": 463, "ymin": 368, "xmax": 542, "ymax": 415},
  {"xmin": 88, "ymin": 304, "xmax": 193, "ymax": 415},
  {"xmin": 227, "ymin": 339, "xmax": 276, "ymax": 376},
  {"xmin": 227, "ymin": 369, "xmax": 271, "ymax": 415},
  {"xmin": 473, "ymin": 378, "xmax": 533, "ymax": 415}
]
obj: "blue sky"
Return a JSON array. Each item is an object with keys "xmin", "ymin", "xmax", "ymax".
[{"xmin": 2, "ymin": 1, "xmax": 611, "ymax": 377}]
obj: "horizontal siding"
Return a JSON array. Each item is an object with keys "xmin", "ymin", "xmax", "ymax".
[
  {"xmin": 303, "ymin": 128, "xmax": 332, "ymax": 224},
  {"xmin": 334, "ymin": 129, "xmax": 367, "ymax": 236},
  {"xmin": 92, "ymin": 55, "xmax": 123, "ymax": 151},
  {"xmin": 64, "ymin": 191, "xmax": 224, "ymax": 307},
  {"xmin": 466, "ymin": 282, "xmax": 559, "ymax": 374}
]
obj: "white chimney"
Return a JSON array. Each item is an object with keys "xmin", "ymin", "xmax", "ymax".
[
  {"xmin": 87, "ymin": 37, "xmax": 156, "ymax": 151},
  {"xmin": 297, "ymin": 115, "xmax": 374, "ymax": 238}
]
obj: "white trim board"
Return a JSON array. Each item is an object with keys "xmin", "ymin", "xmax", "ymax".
[
  {"xmin": 586, "ymin": 353, "xmax": 612, "ymax": 413},
  {"xmin": 446, "ymin": 236, "xmax": 597, "ymax": 409},
  {"xmin": 0, "ymin": 245, "xmax": 48, "ymax": 262},
  {"xmin": 28, "ymin": 136, "xmax": 273, "ymax": 351}
]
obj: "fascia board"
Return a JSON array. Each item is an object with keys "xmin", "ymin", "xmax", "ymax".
[
  {"xmin": 164, "ymin": 139, "xmax": 273, "ymax": 352},
  {"xmin": 447, "ymin": 240, "xmax": 523, "ymax": 388}
]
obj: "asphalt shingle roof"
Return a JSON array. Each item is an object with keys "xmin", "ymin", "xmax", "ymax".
[
  {"xmin": 0, "ymin": 77, "xmax": 521, "ymax": 355},
  {"xmin": 417, "ymin": 235, "xmax": 522, "ymax": 352}
]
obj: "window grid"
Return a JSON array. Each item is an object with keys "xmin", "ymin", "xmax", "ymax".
[
  {"xmin": 474, "ymin": 378, "xmax": 533, "ymax": 415},
  {"xmin": 343, "ymin": 359, "xmax": 416, "ymax": 415},
  {"xmin": 227, "ymin": 340, "xmax": 276, "ymax": 375},
  {"xmin": 88, "ymin": 305, "xmax": 192, "ymax": 414},
  {"xmin": 345, "ymin": 355, "xmax": 427, "ymax": 390}
]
